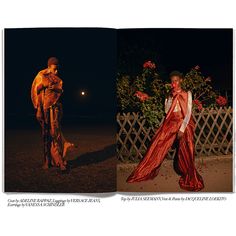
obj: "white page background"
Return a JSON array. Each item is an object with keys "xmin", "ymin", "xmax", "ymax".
[{"xmin": 0, "ymin": 1, "xmax": 235, "ymax": 236}]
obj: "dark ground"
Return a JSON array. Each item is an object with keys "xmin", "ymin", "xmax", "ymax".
[
  {"xmin": 4, "ymin": 121, "xmax": 233, "ymax": 193},
  {"xmin": 4, "ymin": 123, "xmax": 117, "ymax": 193}
]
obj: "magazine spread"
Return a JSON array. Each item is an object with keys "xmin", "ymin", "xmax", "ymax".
[{"xmin": 4, "ymin": 28, "xmax": 233, "ymax": 193}]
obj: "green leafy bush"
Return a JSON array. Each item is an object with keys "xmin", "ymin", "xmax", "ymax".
[{"xmin": 117, "ymin": 62, "xmax": 227, "ymax": 127}]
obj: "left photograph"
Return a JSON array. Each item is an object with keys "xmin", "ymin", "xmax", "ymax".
[{"xmin": 4, "ymin": 28, "xmax": 117, "ymax": 193}]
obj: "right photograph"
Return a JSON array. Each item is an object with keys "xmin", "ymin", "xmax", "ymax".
[{"xmin": 116, "ymin": 28, "xmax": 233, "ymax": 192}]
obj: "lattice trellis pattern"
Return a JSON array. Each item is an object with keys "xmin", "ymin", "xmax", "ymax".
[{"xmin": 116, "ymin": 107, "xmax": 233, "ymax": 162}]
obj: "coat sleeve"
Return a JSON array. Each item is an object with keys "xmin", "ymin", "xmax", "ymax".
[
  {"xmin": 165, "ymin": 96, "xmax": 172, "ymax": 114},
  {"xmin": 179, "ymin": 91, "xmax": 192, "ymax": 133},
  {"xmin": 31, "ymin": 72, "xmax": 43, "ymax": 109}
]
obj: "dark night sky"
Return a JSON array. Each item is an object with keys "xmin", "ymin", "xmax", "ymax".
[
  {"xmin": 5, "ymin": 28, "xmax": 117, "ymax": 127},
  {"xmin": 118, "ymin": 28, "xmax": 233, "ymax": 92},
  {"xmin": 5, "ymin": 28, "xmax": 233, "ymax": 127}
]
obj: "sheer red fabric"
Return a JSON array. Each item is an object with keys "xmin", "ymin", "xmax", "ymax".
[{"xmin": 126, "ymin": 90, "xmax": 204, "ymax": 192}]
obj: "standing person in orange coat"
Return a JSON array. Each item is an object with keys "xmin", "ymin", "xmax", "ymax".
[
  {"xmin": 126, "ymin": 71, "xmax": 204, "ymax": 191},
  {"xmin": 31, "ymin": 57, "xmax": 74, "ymax": 170}
]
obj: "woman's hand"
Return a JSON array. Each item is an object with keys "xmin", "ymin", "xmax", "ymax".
[
  {"xmin": 47, "ymin": 84, "xmax": 63, "ymax": 93},
  {"xmin": 177, "ymin": 130, "xmax": 184, "ymax": 139},
  {"xmin": 48, "ymin": 84, "xmax": 56, "ymax": 90}
]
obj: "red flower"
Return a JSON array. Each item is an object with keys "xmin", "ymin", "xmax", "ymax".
[
  {"xmin": 171, "ymin": 82, "xmax": 177, "ymax": 89},
  {"xmin": 143, "ymin": 60, "xmax": 156, "ymax": 69},
  {"xmin": 194, "ymin": 65, "xmax": 200, "ymax": 70},
  {"xmin": 216, "ymin": 96, "xmax": 227, "ymax": 106},
  {"xmin": 193, "ymin": 99, "xmax": 203, "ymax": 111},
  {"xmin": 134, "ymin": 91, "xmax": 149, "ymax": 102}
]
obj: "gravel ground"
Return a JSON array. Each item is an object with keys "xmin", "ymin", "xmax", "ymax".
[
  {"xmin": 4, "ymin": 125, "xmax": 233, "ymax": 193},
  {"xmin": 117, "ymin": 155, "xmax": 233, "ymax": 192}
]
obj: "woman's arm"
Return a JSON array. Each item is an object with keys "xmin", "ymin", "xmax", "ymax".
[
  {"xmin": 35, "ymin": 74, "xmax": 45, "ymax": 95},
  {"xmin": 165, "ymin": 96, "xmax": 172, "ymax": 114},
  {"xmin": 36, "ymin": 83, "xmax": 44, "ymax": 95},
  {"xmin": 179, "ymin": 91, "xmax": 192, "ymax": 133}
]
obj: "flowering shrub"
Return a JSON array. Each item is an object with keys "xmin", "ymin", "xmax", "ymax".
[
  {"xmin": 117, "ymin": 61, "xmax": 225, "ymax": 127},
  {"xmin": 134, "ymin": 91, "xmax": 149, "ymax": 102},
  {"xmin": 143, "ymin": 60, "xmax": 156, "ymax": 69},
  {"xmin": 216, "ymin": 96, "xmax": 227, "ymax": 106},
  {"xmin": 193, "ymin": 99, "xmax": 203, "ymax": 111},
  {"xmin": 181, "ymin": 65, "xmax": 217, "ymax": 109}
]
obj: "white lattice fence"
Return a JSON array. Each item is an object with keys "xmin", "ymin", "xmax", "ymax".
[{"xmin": 116, "ymin": 107, "xmax": 233, "ymax": 161}]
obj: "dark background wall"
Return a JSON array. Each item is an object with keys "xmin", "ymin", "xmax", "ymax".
[
  {"xmin": 5, "ymin": 28, "xmax": 117, "ymax": 128},
  {"xmin": 5, "ymin": 28, "xmax": 233, "ymax": 128},
  {"xmin": 118, "ymin": 28, "xmax": 233, "ymax": 100}
]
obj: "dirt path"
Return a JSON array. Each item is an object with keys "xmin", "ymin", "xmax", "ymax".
[
  {"xmin": 117, "ymin": 155, "xmax": 233, "ymax": 192},
  {"xmin": 5, "ymin": 125, "xmax": 116, "ymax": 193}
]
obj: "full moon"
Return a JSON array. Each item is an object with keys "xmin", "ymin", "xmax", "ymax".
[{"xmin": 81, "ymin": 91, "xmax": 85, "ymax": 96}]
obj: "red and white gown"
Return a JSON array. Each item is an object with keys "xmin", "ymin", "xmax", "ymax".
[{"xmin": 126, "ymin": 90, "xmax": 204, "ymax": 191}]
